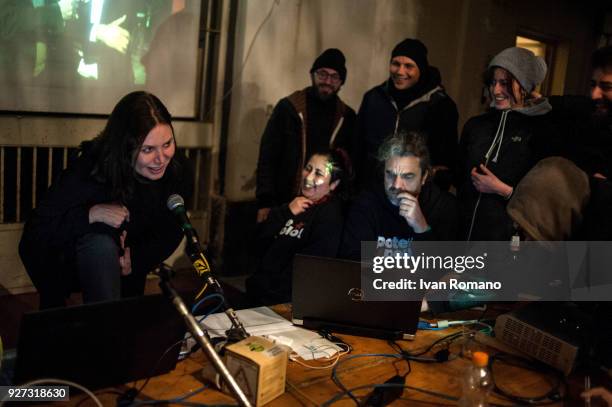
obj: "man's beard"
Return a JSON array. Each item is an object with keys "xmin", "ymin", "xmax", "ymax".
[
  {"xmin": 386, "ymin": 189, "xmax": 400, "ymax": 206},
  {"xmin": 592, "ymin": 98, "xmax": 612, "ymax": 127},
  {"xmin": 315, "ymin": 84, "xmax": 337, "ymax": 101}
]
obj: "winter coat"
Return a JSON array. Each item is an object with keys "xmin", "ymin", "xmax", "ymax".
[
  {"xmin": 549, "ymin": 95, "xmax": 612, "ymax": 178},
  {"xmin": 19, "ymin": 148, "xmax": 193, "ymax": 301},
  {"xmin": 256, "ymin": 87, "xmax": 356, "ymax": 208},
  {"xmin": 356, "ymin": 68, "xmax": 458, "ymax": 188},
  {"xmin": 457, "ymin": 100, "xmax": 555, "ymax": 241}
]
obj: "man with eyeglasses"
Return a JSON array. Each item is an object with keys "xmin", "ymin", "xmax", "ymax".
[
  {"xmin": 355, "ymin": 38, "xmax": 458, "ymax": 192},
  {"xmin": 255, "ymin": 48, "xmax": 356, "ymax": 223}
]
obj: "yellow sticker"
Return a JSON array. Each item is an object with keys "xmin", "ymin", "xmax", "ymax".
[{"xmin": 193, "ymin": 255, "xmax": 211, "ymax": 276}]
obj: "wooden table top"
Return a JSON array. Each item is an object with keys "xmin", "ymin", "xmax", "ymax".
[{"xmin": 62, "ymin": 303, "xmax": 578, "ymax": 406}]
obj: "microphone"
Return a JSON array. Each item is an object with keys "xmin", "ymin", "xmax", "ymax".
[
  {"xmin": 167, "ymin": 194, "xmax": 212, "ymax": 279},
  {"xmin": 167, "ymin": 194, "xmax": 249, "ymax": 341},
  {"xmin": 167, "ymin": 194, "xmax": 201, "ymax": 254}
]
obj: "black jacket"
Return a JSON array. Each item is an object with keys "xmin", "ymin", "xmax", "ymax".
[
  {"xmin": 246, "ymin": 195, "xmax": 344, "ymax": 304},
  {"xmin": 19, "ymin": 149, "xmax": 193, "ymax": 301},
  {"xmin": 256, "ymin": 87, "xmax": 356, "ymax": 208},
  {"xmin": 339, "ymin": 182, "xmax": 458, "ymax": 261},
  {"xmin": 356, "ymin": 69, "xmax": 458, "ymax": 188},
  {"xmin": 549, "ymin": 95, "xmax": 612, "ymax": 178},
  {"xmin": 546, "ymin": 96, "xmax": 612, "ymax": 241},
  {"xmin": 457, "ymin": 107, "xmax": 556, "ymax": 241}
]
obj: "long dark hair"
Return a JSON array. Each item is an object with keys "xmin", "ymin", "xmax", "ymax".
[{"xmin": 81, "ymin": 91, "xmax": 177, "ymax": 203}]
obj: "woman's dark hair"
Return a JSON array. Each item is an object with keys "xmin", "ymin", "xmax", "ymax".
[
  {"xmin": 82, "ymin": 91, "xmax": 176, "ymax": 203},
  {"xmin": 309, "ymin": 148, "xmax": 353, "ymax": 200},
  {"xmin": 482, "ymin": 66, "xmax": 529, "ymax": 105}
]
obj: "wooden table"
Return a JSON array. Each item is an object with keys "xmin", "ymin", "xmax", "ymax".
[{"xmin": 62, "ymin": 303, "xmax": 578, "ymax": 406}]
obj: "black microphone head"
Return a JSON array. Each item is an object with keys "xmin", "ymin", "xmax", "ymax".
[{"xmin": 167, "ymin": 194, "xmax": 185, "ymax": 211}]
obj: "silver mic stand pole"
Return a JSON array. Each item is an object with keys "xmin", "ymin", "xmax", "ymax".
[{"xmin": 157, "ymin": 265, "xmax": 252, "ymax": 407}]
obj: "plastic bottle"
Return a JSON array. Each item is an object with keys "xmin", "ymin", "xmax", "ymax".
[{"xmin": 458, "ymin": 351, "xmax": 492, "ymax": 407}]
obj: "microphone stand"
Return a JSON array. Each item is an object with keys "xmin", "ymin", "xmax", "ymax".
[
  {"xmin": 167, "ymin": 196, "xmax": 248, "ymax": 342},
  {"xmin": 157, "ymin": 264, "xmax": 252, "ymax": 407},
  {"xmin": 188, "ymin": 251, "xmax": 249, "ymax": 342}
]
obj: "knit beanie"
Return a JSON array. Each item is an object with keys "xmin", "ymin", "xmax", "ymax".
[
  {"xmin": 390, "ymin": 38, "xmax": 429, "ymax": 72},
  {"xmin": 488, "ymin": 47, "xmax": 547, "ymax": 92},
  {"xmin": 310, "ymin": 48, "xmax": 347, "ymax": 84}
]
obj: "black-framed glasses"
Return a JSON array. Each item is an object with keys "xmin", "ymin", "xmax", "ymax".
[{"xmin": 315, "ymin": 69, "xmax": 341, "ymax": 83}]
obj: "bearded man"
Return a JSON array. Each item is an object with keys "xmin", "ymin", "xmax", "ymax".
[{"xmin": 255, "ymin": 48, "xmax": 356, "ymax": 222}]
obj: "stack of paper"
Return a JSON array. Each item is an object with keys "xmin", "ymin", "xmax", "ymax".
[{"xmin": 197, "ymin": 307, "xmax": 342, "ymax": 360}]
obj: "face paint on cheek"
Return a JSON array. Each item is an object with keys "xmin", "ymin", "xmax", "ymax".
[{"xmin": 305, "ymin": 177, "xmax": 325, "ymax": 190}]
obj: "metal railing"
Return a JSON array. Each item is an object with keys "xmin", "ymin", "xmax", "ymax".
[{"xmin": 0, "ymin": 145, "xmax": 209, "ymax": 224}]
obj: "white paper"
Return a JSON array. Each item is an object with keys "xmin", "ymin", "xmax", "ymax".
[{"xmin": 191, "ymin": 307, "xmax": 341, "ymax": 361}]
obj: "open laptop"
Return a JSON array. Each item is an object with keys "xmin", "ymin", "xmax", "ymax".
[
  {"xmin": 291, "ymin": 255, "xmax": 422, "ymax": 340},
  {"xmin": 13, "ymin": 294, "xmax": 186, "ymax": 389}
]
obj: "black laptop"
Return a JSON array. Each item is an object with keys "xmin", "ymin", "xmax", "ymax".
[
  {"xmin": 14, "ymin": 294, "xmax": 186, "ymax": 389},
  {"xmin": 291, "ymin": 255, "xmax": 422, "ymax": 340}
]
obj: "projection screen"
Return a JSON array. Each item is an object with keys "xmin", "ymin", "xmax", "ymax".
[{"xmin": 0, "ymin": 0, "xmax": 201, "ymax": 117}]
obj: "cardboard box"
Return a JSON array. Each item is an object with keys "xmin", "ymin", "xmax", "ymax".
[{"xmin": 223, "ymin": 336, "xmax": 288, "ymax": 406}]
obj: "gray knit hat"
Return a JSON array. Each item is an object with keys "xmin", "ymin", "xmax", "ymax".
[{"xmin": 488, "ymin": 47, "xmax": 547, "ymax": 92}]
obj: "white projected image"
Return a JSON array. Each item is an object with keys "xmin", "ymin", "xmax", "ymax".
[{"xmin": 0, "ymin": 0, "xmax": 200, "ymax": 117}]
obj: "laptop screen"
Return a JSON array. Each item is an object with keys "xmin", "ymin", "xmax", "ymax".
[
  {"xmin": 291, "ymin": 255, "xmax": 422, "ymax": 340},
  {"xmin": 14, "ymin": 294, "xmax": 186, "ymax": 389}
]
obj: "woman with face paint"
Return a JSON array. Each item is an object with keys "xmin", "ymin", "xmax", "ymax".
[
  {"xmin": 246, "ymin": 149, "xmax": 350, "ymax": 305},
  {"xmin": 457, "ymin": 47, "xmax": 558, "ymax": 241},
  {"xmin": 19, "ymin": 92, "xmax": 193, "ymax": 309}
]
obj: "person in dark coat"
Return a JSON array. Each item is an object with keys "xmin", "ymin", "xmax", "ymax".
[
  {"xmin": 549, "ymin": 46, "xmax": 612, "ymax": 180},
  {"xmin": 355, "ymin": 38, "xmax": 458, "ymax": 190},
  {"xmin": 19, "ymin": 91, "xmax": 193, "ymax": 309},
  {"xmin": 255, "ymin": 48, "xmax": 356, "ymax": 223},
  {"xmin": 547, "ymin": 46, "xmax": 612, "ymax": 242},
  {"xmin": 340, "ymin": 131, "xmax": 458, "ymax": 261},
  {"xmin": 581, "ymin": 45, "xmax": 612, "ymax": 179},
  {"xmin": 247, "ymin": 149, "xmax": 350, "ymax": 305},
  {"xmin": 457, "ymin": 47, "xmax": 555, "ymax": 241}
]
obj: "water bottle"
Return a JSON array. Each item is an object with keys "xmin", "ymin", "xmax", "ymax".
[{"xmin": 458, "ymin": 351, "xmax": 492, "ymax": 407}]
